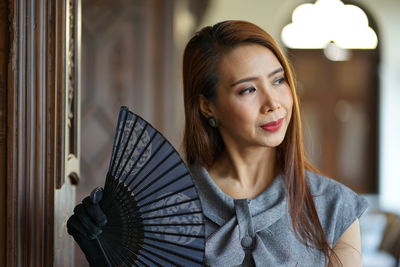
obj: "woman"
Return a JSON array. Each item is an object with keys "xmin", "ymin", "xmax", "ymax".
[{"xmin": 68, "ymin": 20, "xmax": 368, "ymax": 266}]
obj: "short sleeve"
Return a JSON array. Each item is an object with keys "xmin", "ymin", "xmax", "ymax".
[
  {"xmin": 304, "ymin": 171, "xmax": 370, "ymax": 249},
  {"xmin": 332, "ymin": 184, "xmax": 369, "ymax": 246}
]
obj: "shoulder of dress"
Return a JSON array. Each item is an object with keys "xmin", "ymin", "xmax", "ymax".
[
  {"xmin": 304, "ymin": 172, "xmax": 369, "ymax": 246},
  {"xmin": 305, "ymin": 170, "xmax": 368, "ymax": 214},
  {"xmin": 305, "ymin": 170, "xmax": 343, "ymax": 196}
]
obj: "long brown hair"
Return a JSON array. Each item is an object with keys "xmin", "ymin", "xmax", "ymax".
[{"xmin": 182, "ymin": 20, "xmax": 338, "ymax": 265}]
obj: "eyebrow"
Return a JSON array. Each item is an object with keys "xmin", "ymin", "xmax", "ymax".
[{"xmin": 230, "ymin": 67, "xmax": 284, "ymax": 87}]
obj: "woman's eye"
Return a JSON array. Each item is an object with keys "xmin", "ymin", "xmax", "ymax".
[
  {"xmin": 239, "ymin": 86, "xmax": 256, "ymax": 95},
  {"xmin": 273, "ymin": 77, "xmax": 286, "ymax": 86}
]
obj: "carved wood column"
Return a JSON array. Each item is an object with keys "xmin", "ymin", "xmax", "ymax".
[
  {"xmin": 0, "ymin": 0, "xmax": 9, "ymax": 265},
  {"xmin": 6, "ymin": 0, "xmax": 80, "ymax": 266}
]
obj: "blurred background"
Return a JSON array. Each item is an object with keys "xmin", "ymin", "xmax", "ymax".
[{"xmin": 77, "ymin": 0, "xmax": 400, "ymax": 266}]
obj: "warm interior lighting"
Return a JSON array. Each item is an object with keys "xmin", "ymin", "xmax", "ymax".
[
  {"xmin": 324, "ymin": 42, "xmax": 352, "ymax": 61},
  {"xmin": 281, "ymin": 0, "xmax": 378, "ymax": 49}
]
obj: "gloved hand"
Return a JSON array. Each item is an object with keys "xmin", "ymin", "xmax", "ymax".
[{"xmin": 67, "ymin": 187, "xmax": 109, "ymax": 267}]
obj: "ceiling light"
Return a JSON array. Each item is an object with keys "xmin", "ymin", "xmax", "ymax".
[{"xmin": 281, "ymin": 0, "xmax": 378, "ymax": 49}]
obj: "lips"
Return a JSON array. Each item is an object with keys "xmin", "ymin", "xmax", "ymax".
[{"xmin": 260, "ymin": 118, "xmax": 284, "ymax": 132}]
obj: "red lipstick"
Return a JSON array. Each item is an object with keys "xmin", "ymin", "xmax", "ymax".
[{"xmin": 261, "ymin": 118, "xmax": 284, "ymax": 132}]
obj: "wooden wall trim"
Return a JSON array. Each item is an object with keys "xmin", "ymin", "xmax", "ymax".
[
  {"xmin": 7, "ymin": 0, "xmax": 52, "ymax": 265},
  {"xmin": 0, "ymin": 0, "xmax": 9, "ymax": 265},
  {"xmin": 6, "ymin": 0, "xmax": 80, "ymax": 265}
]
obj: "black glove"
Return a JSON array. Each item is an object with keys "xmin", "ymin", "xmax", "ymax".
[{"xmin": 67, "ymin": 187, "xmax": 109, "ymax": 267}]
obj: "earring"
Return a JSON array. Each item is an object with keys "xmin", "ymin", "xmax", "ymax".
[{"xmin": 208, "ymin": 117, "xmax": 218, "ymax": 128}]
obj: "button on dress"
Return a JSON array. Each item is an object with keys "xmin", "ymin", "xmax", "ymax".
[{"xmin": 188, "ymin": 163, "xmax": 369, "ymax": 267}]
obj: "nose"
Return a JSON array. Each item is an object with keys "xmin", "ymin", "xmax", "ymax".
[{"xmin": 260, "ymin": 88, "xmax": 280, "ymax": 113}]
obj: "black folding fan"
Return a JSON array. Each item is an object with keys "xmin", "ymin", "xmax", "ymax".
[{"xmin": 94, "ymin": 106, "xmax": 205, "ymax": 266}]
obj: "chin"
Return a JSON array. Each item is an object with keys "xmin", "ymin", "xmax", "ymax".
[{"xmin": 262, "ymin": 136, "xmax": 285, "ymax": 148}]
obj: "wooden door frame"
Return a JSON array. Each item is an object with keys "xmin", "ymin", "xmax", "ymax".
[
  {"xmin": 6, "ymin": 0, "xmax": 56, "ymax": 264},
  {"xmin": 0, "ymin": 0, "xmax": 9, "ymax": 265},
  {"xmin": 5, "ymin": 0, "xmax": 80, "ymax": 266}
]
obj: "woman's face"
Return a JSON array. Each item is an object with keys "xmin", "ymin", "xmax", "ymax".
[{"xmin": 202, "ymin": 44, "xmax": 293, "ymax": 150}]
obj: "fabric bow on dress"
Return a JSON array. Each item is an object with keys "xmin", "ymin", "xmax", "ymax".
[{"xmin": 190, "ymin": 164, "xmax": 294, "ymax": 266}]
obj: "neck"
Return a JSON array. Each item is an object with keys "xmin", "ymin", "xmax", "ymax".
[{"xmin": 210, "ymin": 145, "xmax": 277, "ymax": 189}]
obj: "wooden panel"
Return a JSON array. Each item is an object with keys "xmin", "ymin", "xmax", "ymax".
[
  {"xmin": 76, "ymin": 0, "xmax": 176, "ymax": 264},
  {"xmin": 76, "ymin": 0, "xmax": 207, "ymax": 265},
  {"xmin": 7, "ymin": 0, "xmax": 51, "ymax": 264},
  {"xmin": 78, "ymin": 0, "xmax": 176, "ymax": 200},
  {"xmin": 53, "ymin": 0, "xmax": 81, "ymax": 265},
  {"xmin": 0, "ymin": 0, "xmax": 9, "ymax": 264},
  {"xmin": 6, "ymin": 0, "xmax": 80, "ymax": 265},
  {"xmin": 288, "ymin": 49, "xmax": 379, "ymax": 193}
]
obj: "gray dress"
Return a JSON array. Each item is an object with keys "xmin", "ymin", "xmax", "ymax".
[{"xmin": 188, "ymin": 163, "xmax": 369, "ymax": 267}]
